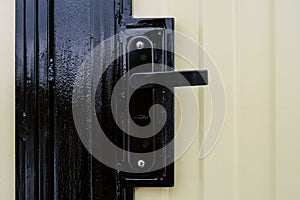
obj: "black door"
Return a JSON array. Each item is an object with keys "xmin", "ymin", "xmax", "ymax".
[
  {"xmin": 15, "ymin": 0, "xmax": 209, "ymax": 199},
  {"xmin": 16, "ymin": 0, "xmax": 175, "ymax": 199}
]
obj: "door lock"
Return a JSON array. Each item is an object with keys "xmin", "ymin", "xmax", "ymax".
[{"xmin": 117, "ymin": 27, "xmax": 208, "ymax": 200}]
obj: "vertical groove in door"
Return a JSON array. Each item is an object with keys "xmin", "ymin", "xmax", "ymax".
[{"xmin": 233, "ymin": 0, "xmax": 239, "ymax": 199}]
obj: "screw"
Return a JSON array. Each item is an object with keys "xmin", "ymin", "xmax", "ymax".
[
  {"xmin": 137, "ymin": 160, "xmax": 145, "ymax": 168},
  {"xmin": 136, "ymin": 41, "xmax": 144, "ymax": 49}
]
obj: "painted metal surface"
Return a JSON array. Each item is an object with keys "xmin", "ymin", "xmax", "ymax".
[
  {"xmin": 16, "ymin": 0, "xmax": 53, "ymax": 198},
  {"xmin": 16, "ymin": 0, "xmax": 177, "ymax": 199}
]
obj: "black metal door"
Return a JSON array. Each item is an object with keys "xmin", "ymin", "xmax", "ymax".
[
  {"xmin": 16, "ymin": 0, "xmax": 173, "ymax": 199},
  {"xmin": 16, "ymin": 1, "xmax": 208, "ymax": 199}
]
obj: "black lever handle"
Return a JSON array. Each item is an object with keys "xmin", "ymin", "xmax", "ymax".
[{"xmin": 129, "ymin": 70, "xmax": 208, "ymax": 89}]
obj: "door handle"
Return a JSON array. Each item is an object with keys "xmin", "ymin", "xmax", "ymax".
[{"xmin": 129, "ymin": 70, "xmax": 208, "ymax": 89}]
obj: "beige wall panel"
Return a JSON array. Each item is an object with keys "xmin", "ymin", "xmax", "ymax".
[
  {"xmin": 275, "ymin": 0, "xmax": 300, "ymax": 199},
  {"xmin": 235, "ymin": 0, "xmax": 275, "ymax": 199},
  {"xmin": 202, "ymin": 0, "xmax": 236, "ymax": 199},
  {"xmin": 0, "ymin": 0, "xmax": 15, "ymax": 199}
]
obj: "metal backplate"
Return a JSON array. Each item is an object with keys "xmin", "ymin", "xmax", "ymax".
[{"xmin": 118, "ymin": 27, "xmax": 175, "ymax": 196}]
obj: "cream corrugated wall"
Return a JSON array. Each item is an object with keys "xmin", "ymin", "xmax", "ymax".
[
  {"xmin": 133, "ymin": 0, "xmax": 300, "ymax": 200},
  {"xmin": 275, "ymin": 0, "xmax": 300, "ymax": 199},
  {"xmin": 0, "ymin": 0, "xmax": 15, "ymax": 199},
  {"xmin": 1, "ymin": 0, "xmax": 300, "ymax": 199}
]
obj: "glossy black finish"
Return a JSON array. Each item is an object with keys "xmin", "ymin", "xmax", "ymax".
[
  {"xmin": 16, "ymin": 0, "xmax": 175, "ymax": 200},
  {"xmin": 129, "ymin": 70, "xmax": 208, "ymax": 89},
  {"xmin": 119, "ymin": 27, "xmax": 175, "ymax": 198},
  {"xmin": 16, "ymin": 0, "xmax": 54, "ymax": 199}
]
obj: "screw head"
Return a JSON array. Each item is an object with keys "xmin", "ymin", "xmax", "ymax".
[
  {"xmin": 136, "ymin": 41, "xmax": 144, "ymax": 49},
  {"xmin": 137, "ymin": 160, "xmax": 145, "ymax": 168}
]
